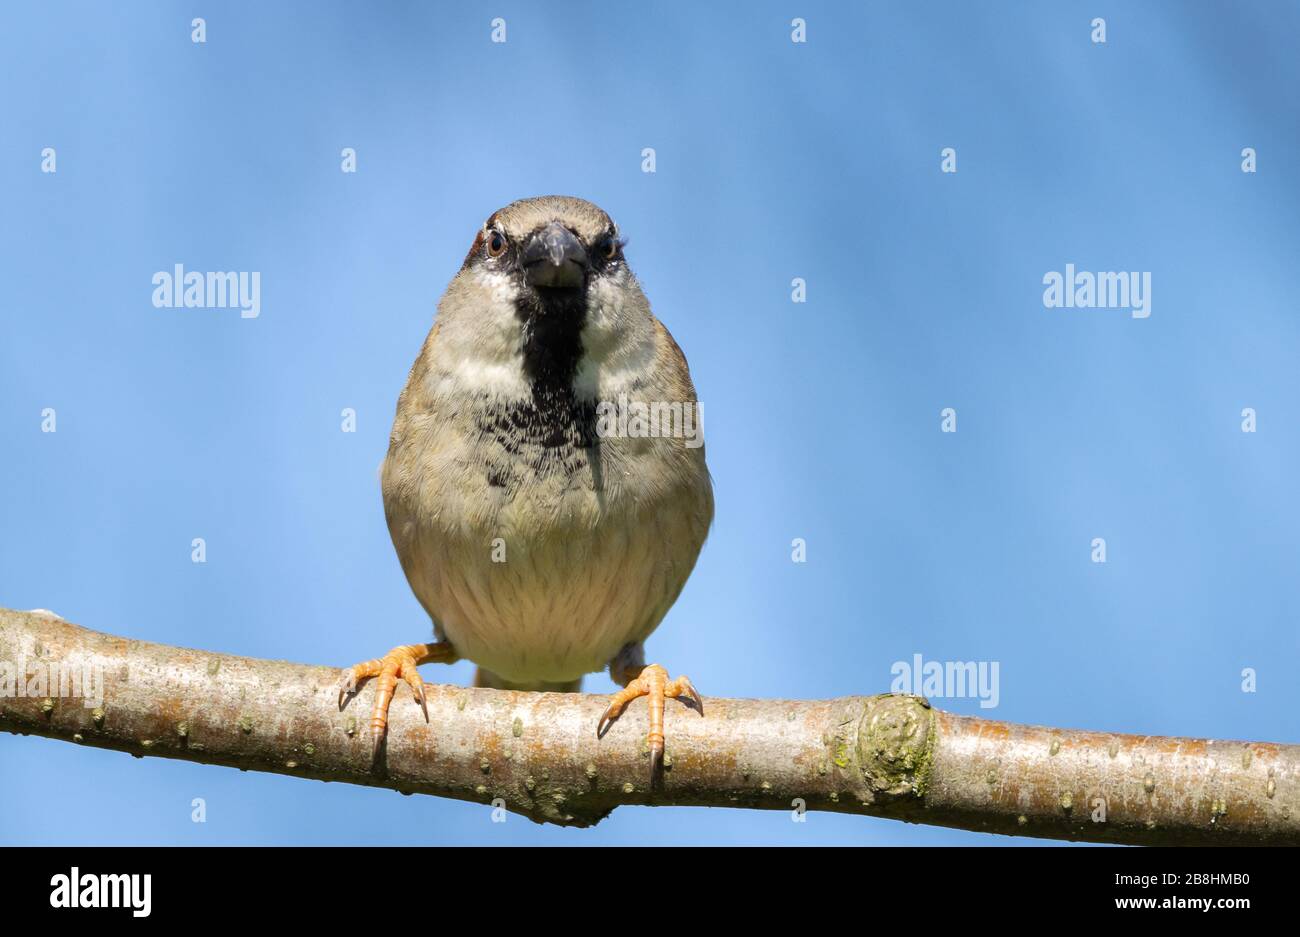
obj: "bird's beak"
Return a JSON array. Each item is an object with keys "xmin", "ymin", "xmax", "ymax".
[{"xmin": 522, "ymin": 222, "xmax": 588, "ymax": 289}]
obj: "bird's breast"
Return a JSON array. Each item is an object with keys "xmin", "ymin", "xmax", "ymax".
[{"xmin": 382, "ymin": 392, "xmax": 710, "ymax": 684}]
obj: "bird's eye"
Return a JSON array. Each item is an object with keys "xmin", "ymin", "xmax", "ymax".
[
  {"xmin": 601, "ymin": 236, "xmax": 621, "ymax": 261},
  {"xmin": 485, "ymin": 229, "xmax": 507, "ymax": 258}
]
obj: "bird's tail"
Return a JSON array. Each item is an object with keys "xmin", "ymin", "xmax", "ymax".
[{"xmin": 473, "ymin": 668, "xmax": 582, "ymax": 693}]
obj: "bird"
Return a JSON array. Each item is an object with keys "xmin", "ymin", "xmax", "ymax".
[{"xmin": 338, "ymin": 195, "xmax": 714, "ymax": 780}]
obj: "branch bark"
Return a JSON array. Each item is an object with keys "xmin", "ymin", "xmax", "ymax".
[{"xmin": 1, "ymin": 607, "xmax": 1295, "ymax": 844}]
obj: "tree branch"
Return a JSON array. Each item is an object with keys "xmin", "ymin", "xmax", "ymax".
[{"xmin": 1, "ymin": 607, "xmax": 1295, "ymax": 844}]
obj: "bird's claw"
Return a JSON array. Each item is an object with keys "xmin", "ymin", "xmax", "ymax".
[
  {"xmin": 674, "ymin": 676, "xmax": 704, "ymax": 716},
  {"xmin": 597, "ymin": 663, "xmax": 703, "ymax": 783},
  {"xmin": 413, "ymin": 680, "xmax": 429, "ymax": 722},
  {"xmin": 337, "ymin": 671, "xmax": 359, "ymax": 708},
  {"xmin": 336, "ymin": 642, "xmax": 455, "ymax": 761}
]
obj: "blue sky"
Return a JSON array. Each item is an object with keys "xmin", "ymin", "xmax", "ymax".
[{"xmin": 2, "ymin": 1, "xmax": 1298, "ymax": 845}]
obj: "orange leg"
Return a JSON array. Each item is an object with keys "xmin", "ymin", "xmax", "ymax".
[
  {"xmin": 598, "ymin": 662, "xmax": 703, "ymax": 782},
  {"xmin": 338, "ymin": 642, "xmax": 458, "ymax": 759}
]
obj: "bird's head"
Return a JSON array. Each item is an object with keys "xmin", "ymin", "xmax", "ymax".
[
  {"xmin": 431, "ymin": 196, "xmax": 656, "ymax": 401},
  {"xmin": 464, "ymin": 195, "xmax": 624, "ymax": 295}
]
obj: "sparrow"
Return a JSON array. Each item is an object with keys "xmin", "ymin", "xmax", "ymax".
[{"xmin": 338, "ymin": 196, "xmax": 714, "ymax": 780}]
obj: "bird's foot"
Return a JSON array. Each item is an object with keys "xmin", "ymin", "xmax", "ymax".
[
  {"xmin": 597, "ymin": 663, "xmax": 703, "ymax": 783},
  {"xmin": 337, "ymin": 642, "xmax": 457, "ymax": 760}
]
